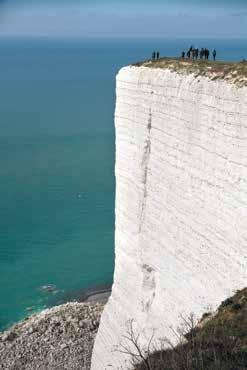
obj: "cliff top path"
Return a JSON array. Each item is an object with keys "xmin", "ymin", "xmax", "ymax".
[{"xmin": 133, "ymin": 58, "xmax": 247, "ymax": 86}]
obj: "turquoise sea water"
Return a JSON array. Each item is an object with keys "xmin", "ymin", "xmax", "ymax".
[{"xmin": 0, "ymin": 38, "xmax": 246, "ymax": 330}]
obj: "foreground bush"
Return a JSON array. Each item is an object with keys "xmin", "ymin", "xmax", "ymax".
[{"xmin": 126, "ymin": 288, "xmax": 247, "ymax": 370}]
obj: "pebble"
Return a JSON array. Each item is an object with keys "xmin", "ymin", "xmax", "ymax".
[
  {"xmin": 60, "ymin": 343, "xmax": 67, "ymax": 350},
  {"xmin": 28, "ymin": 327, "xmax": 33, "ymax": 335}
]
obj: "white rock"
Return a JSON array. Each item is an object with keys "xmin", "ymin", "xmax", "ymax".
[
  {"xmin": 91, "ymin": 66, "xmax": 247, "ymax": 369},
  {"xmin": 28, "ymin": 327, "xmax": 33, "ymax": 335},
  {"xmin": 1, "ymin": 334, "xmax": 9, "ymax": 342}
]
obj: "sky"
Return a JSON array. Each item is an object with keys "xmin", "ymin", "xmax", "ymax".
[{"xmin": 0, "ymin": 0, "xmax": 246, "ymax": 39}]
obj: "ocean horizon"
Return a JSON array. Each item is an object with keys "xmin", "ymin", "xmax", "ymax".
[{"xmin": 0, "ymin": 37, "xmax": 246, "ymax": 331}]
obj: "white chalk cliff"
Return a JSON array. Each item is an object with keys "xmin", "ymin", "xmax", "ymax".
[{"xmin": 91, "ymin": 65, "xmax": 247, "ymax": 369}]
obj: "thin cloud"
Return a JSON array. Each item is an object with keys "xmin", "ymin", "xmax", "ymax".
[
  {"xmin": 0, "ymin": 2, "xmax": 246, "ymax": 39},
  {"xmin": 0, "ymin": 0, "xmax": 8, "ymax": 20},
  {"xmin": 231, "ymin": 11, "xmax": 247, "ymax": 17}
]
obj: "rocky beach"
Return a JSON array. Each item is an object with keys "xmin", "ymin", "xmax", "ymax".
[{"xmin": 0, "ymin": 290, "xmax": 110, "ymax": 370}]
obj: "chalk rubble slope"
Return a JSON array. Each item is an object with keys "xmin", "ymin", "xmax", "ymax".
[
  {"xmin": 0, "ymin": 302, "xmax": 104, "ymax": 369},
  {"xmin": 91, "ymin": 66, "xmax": 247, "ymax": 369}
]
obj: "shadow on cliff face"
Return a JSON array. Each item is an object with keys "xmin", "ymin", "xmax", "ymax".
[{"xmin": 128, "ymin": 288, "xmax": 247, "ymax": 370}]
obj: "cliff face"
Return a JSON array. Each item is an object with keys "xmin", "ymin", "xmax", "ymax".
[{"xmin": 91, "ymin": 66, "xmax": 247, "ymax": 369}]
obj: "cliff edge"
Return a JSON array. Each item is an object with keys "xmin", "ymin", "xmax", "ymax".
[{"xmin": 91, "ymin": 64, "xmax": 247, "ymax": 369}]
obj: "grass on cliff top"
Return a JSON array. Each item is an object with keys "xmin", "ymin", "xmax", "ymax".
[
  {"xmin": 132, "ymin": 58, "xmax": 247, "ymax": 86},
  {"xmin": 132, "ymin": 288, "xmax": 247, "ymax": 370}
]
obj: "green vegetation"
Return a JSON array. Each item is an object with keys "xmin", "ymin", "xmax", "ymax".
[
  {"xmin": 133, "ymin": 58, "xmax": 247, "ymax": 86},
  {"xmin": 126, "ymin": 288, "xmax": 247, "ymax": 370}
]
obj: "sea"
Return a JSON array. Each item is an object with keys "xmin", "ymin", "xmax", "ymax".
[{"xmin": 0, "ymin": 37, "xmax": 246, "ymax": 331}]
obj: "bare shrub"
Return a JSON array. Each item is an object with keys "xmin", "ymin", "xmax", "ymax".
[
  {"xmin": 117, "ymin": 319, "xmax": 155, "ymax": 370},
  {"xmin": 118, "ymin": 288, "xmax": 247, "ymax": 370}
]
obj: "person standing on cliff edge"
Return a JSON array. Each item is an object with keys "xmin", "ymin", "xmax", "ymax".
[{"xmin": 213, "ymin": 49, "xmax": 217, "ymax": 61}]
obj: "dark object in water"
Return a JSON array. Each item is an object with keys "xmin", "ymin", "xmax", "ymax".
[{"xmin": 39, "ymin": 284, "xmax": 57, "ymax": 293}]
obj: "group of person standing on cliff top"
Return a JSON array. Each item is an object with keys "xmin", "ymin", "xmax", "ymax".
[
  {"xmin": 151, "ymin": 46, "xmax": 217, "ymax": 62},
  {"xmin": 181, "ymin": 46, "xmax": 217, "ymax": 61},
  {"xmin": 152, "ymin": 51, "xmax": 160, "ymax": 60}
]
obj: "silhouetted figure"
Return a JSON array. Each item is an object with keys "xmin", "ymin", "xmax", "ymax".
[
  {"xmin": 213, "ymin": 49, "xmax": 216, "ymax": 61},
  {"xmin": 187, "ymin": 50, "xmax": 191, "ymax": 59},
  {"xmin": 181, "ymin": 51, "xmax": 185, "ymax": 59},
  {"xmin": 157, "ymin": 51, "xmax": 160, "ymax": 59},
  {"xmin": 199, "ymin": 48, "xmax": 204, "ymax": 59},
  {"xmin": 192, "ymin": 48, "xmax": 197, "ymax": 60},
  {"xmin": 205, "ymin": 48, "xmax": 210, "ymax": 60},
  {"xmin": 195, "ymin": 48, "xmax": 199, "ymax": 60},
  {"xmin": 152, "ymin": 51, "xmax": 156, "ymax": 60}
]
